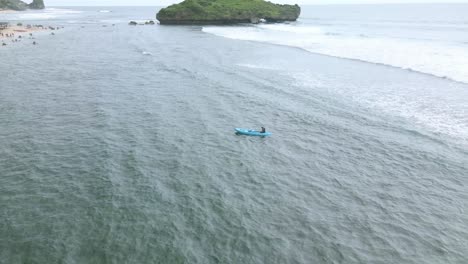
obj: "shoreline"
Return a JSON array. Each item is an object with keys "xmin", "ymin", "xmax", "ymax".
[
  {"xmin": 0, "ymin": 9, "xmax": 18, "ymax": 13},
  {"xmin": 0, "ymin": 23, "xmax": 61, "ymax": 46},
  {"xmin": 0, "ymin": 25, "xmax": 45, "ymax": 40}
]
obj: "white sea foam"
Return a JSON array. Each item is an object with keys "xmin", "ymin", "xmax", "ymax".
[
  {"xmin": 289, "ymin": 70, "xmax": 468, "ymax": 142},
  {"xmin": 236, "ymin": 63, "xmax": 278, "ymax": 70},
  {"xmin": 14, "ymin": 8, "xmax": 83, "ymax": 20},
  {"xmin": 258, "ymin": 24, "xmax": 324, "ymax": 34},
  {"xmin": 209, "ymin": 23, "xmax": 468, "ymax": 142},
  {"xmin": 203, "ymin": 24, "xmax": 468, "ymax": 84}
]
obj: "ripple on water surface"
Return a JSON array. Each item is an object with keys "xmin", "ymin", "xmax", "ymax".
[{"xmin": 1, "ymin": 6, "xmax": 468, "ymax": 264}]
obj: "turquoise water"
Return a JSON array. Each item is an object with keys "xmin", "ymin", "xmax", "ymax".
[{"xmin": 1, "ymin": 5, "xmax": 467, "ymax": 263}]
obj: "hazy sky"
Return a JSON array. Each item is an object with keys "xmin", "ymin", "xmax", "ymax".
[{"xmin": 43, "ymin": 0, "xmax": 468, "ymax": 6}]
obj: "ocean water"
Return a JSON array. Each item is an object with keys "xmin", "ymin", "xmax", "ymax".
[{"xmin": 1, "ymin": 5, "xmax": 467, "ymax": 264}]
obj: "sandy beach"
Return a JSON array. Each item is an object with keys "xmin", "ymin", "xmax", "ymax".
[
  {"xmin": 0, "ymin": 9, "xmax": 17, "ymax": 13},
  {"xmin": 0, "ymin": 22, "xmax": 62, "ymax": 45},
  {"xmin": 0, "ymin": 25, "xmax": 46, "ymax": 40}
]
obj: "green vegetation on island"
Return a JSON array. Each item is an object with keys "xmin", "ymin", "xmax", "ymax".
[
  {"xmin": 28, "ymin": 0, "xmax": 45, "ymax": 9},
  {"xmin": 0, "ymin": 0, "xmax": 44, "ymax": 11},
  {"xmin": 156, "ymin": 0, "xmax": 301, "ymax": 25}
]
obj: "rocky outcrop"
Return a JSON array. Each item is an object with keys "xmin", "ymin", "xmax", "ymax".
[
  {"xmin": 29, "ymin": 0, "xmax": 45, "ymax": 9},
  {"xmin": 156, "ymin": 0, "xmax": 300, "ymax": 25},
  {"xmin": 0, "ymin": 0, "xmax": 44, "ymax": 10},
  {"xmin": 0, "ymin": 0, "xmax": 28, "ymax": 10},
  {"xmin": 128, "ymin": 20, "xmax": 155, "ymax": 26}
]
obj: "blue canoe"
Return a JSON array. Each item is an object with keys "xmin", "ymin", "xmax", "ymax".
[{"xmin": 235, "ymin": 128, "xmax": 272, "ymax": 136}]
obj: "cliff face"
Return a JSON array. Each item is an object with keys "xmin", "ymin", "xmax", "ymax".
[
  {"xmin": 157, "ymin": 0, "xmax": 300, "ymax": 25},
  {"xmin": 0, "ymin": 0, "xmax": 44, "ymax": 10},
  {"xmin": 0, "ymin": 0, "xmax": 28, "ymax": 10},
  {"xmin": 29, "ymin": 0, "xmax": 45, "ymax": 9}
]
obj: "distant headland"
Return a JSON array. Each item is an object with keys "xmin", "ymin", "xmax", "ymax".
[
  {"xmin": 156, "ymin": 0, "xmax": 301, "ymax": 25},
  {"xmin": 0, "ymin": 0, "xmax": 45, "ymax": 11}
]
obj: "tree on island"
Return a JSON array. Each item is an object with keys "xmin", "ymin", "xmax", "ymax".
[
  {"xmin": 157, "ymin": 0, "xmax": 301, "ymax": 25},
  {"xmin": 0, "ymin": 0, "xmax": 44, "ymax": 10},
  {"xmin": 29, "ymin": 0, "xmax": 45, "ymax": 9}
]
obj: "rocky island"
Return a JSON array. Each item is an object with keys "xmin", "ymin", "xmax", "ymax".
[
  {"xmin": 0, "ymin": 0, "xmax": 45, "ymax": 11},
  {"xmin": 156, "ymin": 0, "xmax": 300, "ymax": 25}
]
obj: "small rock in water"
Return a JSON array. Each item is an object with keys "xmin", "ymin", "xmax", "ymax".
[{"xmin": 129, "ymin": 20, "xmax": 155, "ymax": 26}]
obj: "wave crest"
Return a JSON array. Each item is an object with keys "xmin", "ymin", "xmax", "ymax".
[{"xmin": 203, "ymin": 24, "xmax": 468, "ymax": 84}]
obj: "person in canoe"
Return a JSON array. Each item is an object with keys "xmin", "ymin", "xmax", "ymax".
[{"xmin": 260, "ymin": 127, "xmax": 266, "ymax": 133}]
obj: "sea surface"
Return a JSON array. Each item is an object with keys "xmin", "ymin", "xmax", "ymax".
[{"xmin": 1, "ymin": 5, "xmax": 467, "ymax": 264}]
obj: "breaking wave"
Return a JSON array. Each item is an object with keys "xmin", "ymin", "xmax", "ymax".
[{"xmin": 203, "ymin": 24, "xmax": 468, "ymax": 84}]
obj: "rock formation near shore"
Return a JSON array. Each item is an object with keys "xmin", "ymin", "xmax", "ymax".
[
  {"xmin": 0, "ymin": 0, "xmax": 27, "ymax": 10},
  {"xmin": 0, "ymin": 0, "xmax": 44, "ymax": 10},
  {"xmin": 28, "ymin": 0, "xmax": 44, "ymax": 9},
  {"xmin": 156, "ymin": 0, "xmax": 300, "ymax": 25}
]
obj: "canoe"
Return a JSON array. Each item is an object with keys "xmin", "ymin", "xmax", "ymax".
[{"xmin": 235, "ymin": 128, "xmax": 272, "ymax": 136}]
